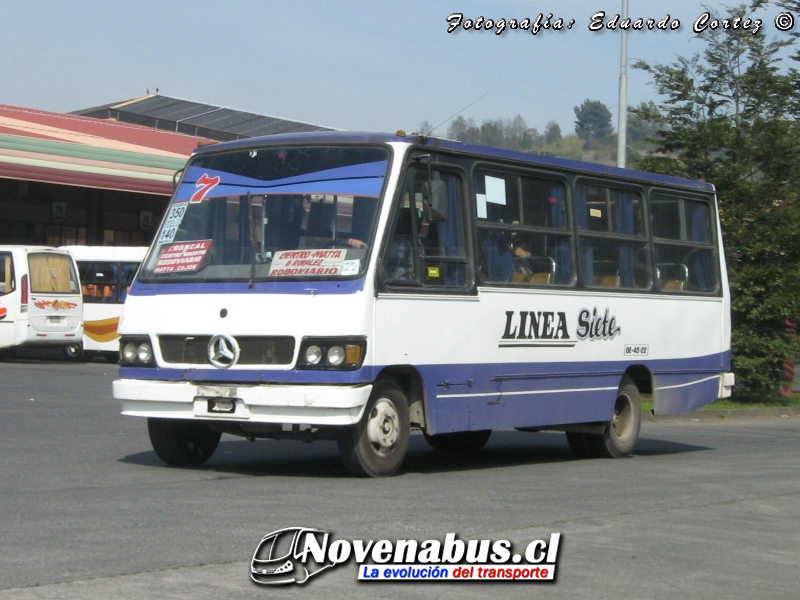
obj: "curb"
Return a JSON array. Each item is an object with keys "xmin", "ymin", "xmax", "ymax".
[{"xmin": 645, "ymin": 406, "xmax": 800, "ymax": 422}]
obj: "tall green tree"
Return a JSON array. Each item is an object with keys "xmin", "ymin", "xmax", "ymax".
[
  {"xmin": 634, "ymin": 1, "xmax": 800, "ymax": 393},
  {"xmin": 574, "ymin": 99, "xmax": 614, "ymax": 143}
]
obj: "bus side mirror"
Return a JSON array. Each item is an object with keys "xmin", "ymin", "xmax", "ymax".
[{"xmin": 422, "ymin": 180, "xmax": 448, "ymax": 222}]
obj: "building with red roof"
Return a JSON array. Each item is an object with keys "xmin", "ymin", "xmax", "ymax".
[{"xmin": 0, "ymin": 95, "xmax": 329, "ymax": 246}]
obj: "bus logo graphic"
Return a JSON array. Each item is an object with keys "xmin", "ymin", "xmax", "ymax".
[
  {"xmin": 190, "ymin": 173, "xmax": 221, "ymax": 203},
  {"xmin": 499, "ymin": 310, "xmax": 576, "ymax": 348},
  {"xmin": 207, "ymin": 334, "xmax": 240, "ymax": 369},
  {"xmin": 33, "ymin": 299, "xmax": 78, "ymax": 311},
  {"xmin": 251, "ymin": 527, "xmax": 335, "ymax": 585}
]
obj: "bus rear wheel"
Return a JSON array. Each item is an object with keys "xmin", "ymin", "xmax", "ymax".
[
  {"xmin": 63, "ymin": 344, "xmax": 85, "ymax": 362},
  {"xmin": 147, "ymin": 418, "xmax": 221, "ymax": 467},
  {"xmin": 585, "ymin": 376, "xmax": 642, "ymax": 459},
  {"xmin": 337, "ymin": 380, "xmax": 410, "ymax": 477}
]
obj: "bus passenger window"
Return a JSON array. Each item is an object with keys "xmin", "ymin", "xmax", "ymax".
[
  {"xmin": 577, "ymin": 183, "xmax": 649, "ymax": 290},
  {"xmin": 652, "ymin": 194, "xmax": 719, "ymax": 294}
]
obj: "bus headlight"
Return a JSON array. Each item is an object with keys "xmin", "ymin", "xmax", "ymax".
[
  {"xmin": 119, "ymin": 336, "xmax": 155, "ymax": 367},
  {"xmin": 297, "ymin": 337, "xmax": 366, "ymax": 370},
  {"xmin": 327, "ymin": 345, "xmax": 346, "ymax": 366},
  {"xmin": 305, "ymin": 344, "xmax": 323, "ymax": 366}
]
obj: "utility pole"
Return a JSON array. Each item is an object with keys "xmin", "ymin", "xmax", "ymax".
[{"xmin": 617, "ymin": 0, "xmax": 629, "ymax": 168}]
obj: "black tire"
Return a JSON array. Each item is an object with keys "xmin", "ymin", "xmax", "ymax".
[
  {"xmin": 337, "ymin": 379, "xmax": 410, "ymax": 477},
  {"xmin": 147, "ymin": 418, "xmax": 221, "ymax": 467},
  {"xmin": 584, "ymin": 376, "xmax": 642, "ymax": 459},
  {"xmin": 423, "ymin": 430, "xmax": 491, "ymax": 453},
  {"xmin": 63, "ymin": 344, "xmax": 85, "ymax": 362}
]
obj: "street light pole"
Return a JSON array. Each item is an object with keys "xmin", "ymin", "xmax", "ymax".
[{"xmin": 617, "ymin": 0, "xmax": 629, "ymax": 168}]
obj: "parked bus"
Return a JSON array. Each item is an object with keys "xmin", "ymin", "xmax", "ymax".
[
  {"xmin": 113, "ymin": 131, "xmax": 734, "ymax": 477},
  {"xmin": 61, "ymin": 246, "xmax": 147, "ymax": 361},
  {"xmin": 0, "ymin": 246, "xmax": 82, "ymax": 354}
]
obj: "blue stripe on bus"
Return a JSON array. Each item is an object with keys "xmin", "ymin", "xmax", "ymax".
[
  {"xmin": 120, "ymin": 351, "xmax": 728, "ymax": 384},
  {"xmin": 120, "ymin": 351, "xmax": 729, "ymax": 431}
]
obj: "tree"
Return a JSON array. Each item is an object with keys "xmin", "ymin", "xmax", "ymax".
[
  {"xmin": 445, "ymin": 116, "xmax": 480, "ymax": 144},
  {"xmin": 574, "ymin": 99, "xmax": 614, "ymax": 143},
  {"xmin": 544, "ymin": 120, "xmax": 562, "ymax": 145},
  {"xmin": 479, "ymin": 118, "xmax": 505, "ymax": 149},
  {"xmin": 633, "ymin": 1, "xmax": 800, "ymax": 393},
  {"xmin": 626, "ymin": 101, "xmax": 662, "ymax": 145},
  {"xmin": 505, "ymin": 114, "xmax": 538, "ymax": 151}
]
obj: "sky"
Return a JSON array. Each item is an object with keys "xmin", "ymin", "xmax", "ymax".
[{"xmin": 0, "ymin": 1, "xmax": 790, "ymax": 137}]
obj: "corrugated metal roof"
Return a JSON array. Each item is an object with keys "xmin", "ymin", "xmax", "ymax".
[
  {"xmin": 74, "ymin": 94, "xmax": 334, "ymax": 142},
  {"xmin": 0, "ymin": 104, "xmax": 206, "ymax": 195}
]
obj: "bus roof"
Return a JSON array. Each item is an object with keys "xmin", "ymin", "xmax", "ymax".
[{"xmin": 190, "ymin": 131, "xmax": 716, "ymax": 193}]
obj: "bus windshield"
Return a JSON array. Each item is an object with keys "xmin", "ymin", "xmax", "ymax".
[{"xmin": 140, "ymin": 145, "xmax": 390, "ymax": 283}]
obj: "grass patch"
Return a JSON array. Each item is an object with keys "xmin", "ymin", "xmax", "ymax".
[
  {"xmin": 642, "ymin": 392, "xmax": 800, "ymax": 413},
  {"xmin": 706, "ymin": 392, "xmax": 800, "ymax": 410}
]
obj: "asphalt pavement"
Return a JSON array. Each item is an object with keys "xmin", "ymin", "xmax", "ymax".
[{"xmin": 1, "ymin": 357, "xmax": 799, "ymax": 600}]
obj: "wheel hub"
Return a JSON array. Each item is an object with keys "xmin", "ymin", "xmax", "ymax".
[
  {"xmin": 367, "ymin": 398, "xmax": 399, "ymax": 456},
  {"xmin": 611, "ymin": 393, "xmax": 634, "ymax": 441}
]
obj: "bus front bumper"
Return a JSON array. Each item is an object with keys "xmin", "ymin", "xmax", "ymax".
[{"xmin": 113, "ymin": 378, "xmax": 372, "ymax": 426}]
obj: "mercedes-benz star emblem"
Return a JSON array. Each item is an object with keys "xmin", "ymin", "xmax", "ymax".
[{"xmin": 208, "ymin": 334, "xmax": 240, "ymax": 369}]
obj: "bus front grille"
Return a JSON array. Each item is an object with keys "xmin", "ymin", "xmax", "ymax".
[{"xmin": 159, "ymin": 335, "xmax": 295, "ymax": 365}]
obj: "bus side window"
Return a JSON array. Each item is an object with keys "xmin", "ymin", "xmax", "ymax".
[
  {"xmin": 652, "ymin": 195, "xmax": 719, "ymax": 294},
  {"xmin": 476, "ymin": 171, "xmax": 573, "ymax": 287},
  {"xmin": 577, "ymin": 183, "xmax": 650, "ymax": 290}
]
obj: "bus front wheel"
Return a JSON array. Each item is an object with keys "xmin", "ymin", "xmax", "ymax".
[
  {"xmin": 147, "ymin": 418, "xmax": 221, "ymax": 467},
  {"xmin": 337, "ymin": 380, "xmax": 410, "ymax": 477}
]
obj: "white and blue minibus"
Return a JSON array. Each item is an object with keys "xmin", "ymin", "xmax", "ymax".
[{"xmin": 113, "ymin": 131, "xmax": 734, "ymax": 477}]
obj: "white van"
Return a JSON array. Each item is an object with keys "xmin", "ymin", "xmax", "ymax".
[
  {"xmin": 61, "ymin": 246, "xmax": 147, "ymax": 361},
  {"xmin": 0, "ymin": 246, "xmax": 83, "ymax": 354}
]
